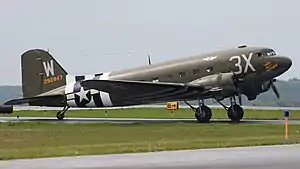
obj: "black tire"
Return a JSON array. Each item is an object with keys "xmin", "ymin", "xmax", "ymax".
[
  {"xmin": 227, "ymin": 104, "xmax": 244, "ymax": 122},
  {"xmin": 195, "ymin": 105, "xmax": 212, "ymax": 123},
  {"xmin": 56, "ymin": 111, "xmax": 65, "ymax": 120}
]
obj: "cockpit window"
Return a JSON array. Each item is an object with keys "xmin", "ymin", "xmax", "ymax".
[
  {"xmin": 257, "ymin": 53, "xmax": 263, "ymax": 57},
  {"xmin": 256, "ymin": 50, "xmax": 276, "ymax": 57},
  {"xmin": 268, "ymin": 51, "xmax": 276, "ymax": 56}
]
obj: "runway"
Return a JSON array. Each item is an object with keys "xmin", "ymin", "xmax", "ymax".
[
  {"xmin": 12, "ymin": 105, "xmax": 300, "ymax": 111},
  {"xmin": 1, "ymin": 116, "xmax": 300, "ymax": 124},
  {"xmin": 0, "ymin": 116, "xmax": 299, "ymax": 124},
  {"xmin": 1, "ymin": 144, "xmax": 299, "ymax": 169},
  {"xmin": 0, "ymin": 117, "xmax": 300, "ymax": 124}
]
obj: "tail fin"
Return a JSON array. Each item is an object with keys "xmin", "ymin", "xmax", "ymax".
[{"xmin": 21, "ymin": 49, "xmax": 68, "ymax": 98}]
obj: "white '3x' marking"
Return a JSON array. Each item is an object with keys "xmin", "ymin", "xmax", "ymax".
[
  {"xmin": 242, "ymin": 53, "xmax": 255, "ymax": 73},
  {"xmin": 229, "ymin": 53, "xmax": 256, "ymax": 74}
]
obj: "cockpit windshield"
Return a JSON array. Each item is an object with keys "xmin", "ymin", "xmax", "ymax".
[
  {"xmin": 266, "ymin": 50, "xmax": 276, "ymax": 56},
  {"xmin": 256, "ymin": 50, "xmax": 276, "ymax": 57}
]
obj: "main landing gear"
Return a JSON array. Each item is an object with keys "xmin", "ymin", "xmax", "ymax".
[
  {"xmin": 185, "ymin": 96, "xmax": 244, "ymax": 123},
  {"xmin": 184, "ymin": 98, "xmax": 212, "ymax": 123},
  {"xmin": 217, "ymin": 97, "xmax": 244, "ymax": 123},
  {"xmin": 56, "ymin": 106, "xmax": 70, "ymax": 120}
]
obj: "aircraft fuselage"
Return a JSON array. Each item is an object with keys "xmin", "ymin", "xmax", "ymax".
[
  {"xmin": 52, "ymin": 45, "xmax": 292, "ymax": 108},
  {"xmin": 4, "ymin": 45, "xmax": 292, "ymax": 122}
]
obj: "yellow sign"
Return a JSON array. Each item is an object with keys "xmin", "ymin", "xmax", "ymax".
[
  {"xmin": 44, "ymin": 75, "xmax": 63, "ymax": 84},
  {"xmin": 166, "ymin": 102, "xmax": 179, "ymax": 110}
]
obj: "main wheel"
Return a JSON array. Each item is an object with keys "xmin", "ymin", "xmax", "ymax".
[
  {"xmin": 195, "ymin": 105, "xmax": 212, "ymax": 123},
  {"xmin": 56, "ymin": 111, "xmax": 65, "ymax": 120},
  {"xmin": 227, "ymin": 104, "xmax": 244, "ymax": 122}
]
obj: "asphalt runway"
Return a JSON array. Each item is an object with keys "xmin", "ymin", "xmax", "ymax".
[
  {"xmin": 1, "ymin": 116, "xmax": 300, "ymax": 124},
  {"xmin": 1, "ymin": 144, "xmax": 300, "ymax": 169},
  {"xmin": 12, "ymin": 105, "xmax": 300, "ymax": 111}
]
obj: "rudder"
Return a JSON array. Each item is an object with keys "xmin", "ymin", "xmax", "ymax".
[{"xmin": 21, "ymin": 49, "xmax": 68, "ymax": 98}]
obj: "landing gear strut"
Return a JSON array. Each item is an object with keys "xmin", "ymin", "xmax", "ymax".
[
  {"xmin": 215, "ymin": 96, "xmax": 244, "ymax": 122},
  {"xmin": 56, "ymin": 106, "xmax": 70, "ymax": 120},
  {"xmin": 184, "ymin": 93, "xmax": 244, "ymax": 123},
  {"xmin": 185, "ymin": 97, "xmax": 212, "ymax": 123}
]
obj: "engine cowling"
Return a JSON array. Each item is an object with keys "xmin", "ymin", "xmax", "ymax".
[
  {"xmin": 189, "ymin": 72, "xmax": 237, "ymax": 100},
  {"xmin": 0, "ymin": 105, "xmax": 13, "ymax": 114},
  {"xmin": 261, "ymin": 81, "xmax": 271, "ymax": 93},
  {"xmin": 189, "ymin": 72, "xmax": 236, "ymax": 89}
]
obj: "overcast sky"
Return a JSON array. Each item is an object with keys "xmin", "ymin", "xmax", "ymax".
[{"xmin": 1, "ymin": 0, "xmax": 299, "ymax": 85}]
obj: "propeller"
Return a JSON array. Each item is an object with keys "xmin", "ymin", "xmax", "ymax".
[
  {"xmin": 269, "ymin": 79, "xmax": 280, "ymax": 99},
  {"xmin": 231, "ymin": 72, "xmax": 280, "ymax": 104},
  {"xmin": 231, "ymin": 72, "xmax": 244, "ymax": 105},
  {"xmin": 237, "ymin": 90, "xmax": 242, "ymax": 105}
]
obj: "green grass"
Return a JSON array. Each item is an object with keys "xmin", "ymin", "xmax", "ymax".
[
  {"xmin": 0, "ymin": 122, "xmax": 299, "ymax": 160},
  {"xmin": 2, "ymin": 107, "xmax": 300, "ymax": 120}
]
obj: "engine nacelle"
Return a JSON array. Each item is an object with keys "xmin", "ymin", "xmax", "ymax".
[
  {"xmin": 261, "ymin": 81, "xmax": 271, "ymax": 93},
  {"xmin": 0, "ymin": 105, "xmax": 13, "ymax": 114},
  {"xmin": 189, "ymin": 72, "xmax": 237, "ymax": 100},
  {"xmin": 189, "ymin": 72, "xmax": 235, "ymax": 89}
]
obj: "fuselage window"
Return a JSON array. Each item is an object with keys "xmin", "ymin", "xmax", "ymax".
[
  {"xmin": 193, "ymin": 69, "xmax": 200, "ymax": 75},
  {"xmin": 267, "ymin": 51, "xmax": 276, "ymax": 56},
  {"xmin": 179, "ymin": 72, "xmax": 185, "ymax": 78},
  {"xmin": 206, "ymin": 67, "xmax": 213, "ymax": 72},
  {"xmin": 152, "ymin": 78, "xmax": 159, "ymax": 82},
  {"xmin": 257, "ymin": 53, "xmax": 263, "ymax": 57},
  {"xmin": 75, "ymin": 75, "xmax": 85, "ymax": 82}
]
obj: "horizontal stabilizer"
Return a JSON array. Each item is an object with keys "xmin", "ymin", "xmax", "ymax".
[
  {"xmin": 0, "ymin": 105, "xmax": 13, "ymax": 114},
  {"xmin": 4, "ymin": 94, "xmax": 64, "ymax": 106}
]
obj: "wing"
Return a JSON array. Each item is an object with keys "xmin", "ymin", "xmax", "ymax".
[
  {"xmin": 80, "ymin": 72, "xmax": 237, "ymax": 105},
  {"xmin": 80, "ymin": 79, "xmax": 208, "ymax": 103}
]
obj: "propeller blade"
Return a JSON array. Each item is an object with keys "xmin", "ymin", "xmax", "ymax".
[
  {"xmin": 270, "ymin": 82, "xmax": 280, "ymax": 99},
  {"xmin": 232, "ymin": 72, "xmax": 243, "ymax": 105},
  {"xmin": 238, "ymin": 92, "xmax": 242, "ymax": 105}
]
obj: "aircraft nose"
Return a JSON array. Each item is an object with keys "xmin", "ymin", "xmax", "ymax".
[
  {"xmin": 266, "ymin": 56, "xmax": 292, "ymax": 76},
  {"xmin": 261, "ymin": 55, "xmax": 292, "ymax": 79},
  {"xmin": 276, "ymin": 56, "xmax": 292, "ymax": 71}
]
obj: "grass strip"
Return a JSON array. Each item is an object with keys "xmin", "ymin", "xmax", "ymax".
[{"xmin": 0, "ymin": 122, "xmax": 299, "ymax": 160}]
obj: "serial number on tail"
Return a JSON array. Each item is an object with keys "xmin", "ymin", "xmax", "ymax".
[{"xmin": 44, "ymin": 75, "xmax": 63, "ymax": 84}]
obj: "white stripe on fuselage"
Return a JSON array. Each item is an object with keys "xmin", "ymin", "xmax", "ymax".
[
  {"xmin": 99, "ymin": 72, "xmax": 113, "ymax": 107},
  {"xmin": 64, "ymin": 73, "xmax": 113, "ymax": 107}
]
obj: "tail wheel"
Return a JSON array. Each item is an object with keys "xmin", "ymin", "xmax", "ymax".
[{"xmin": 56, "ymin": 111, "xmax": 65, "ymax": 120}]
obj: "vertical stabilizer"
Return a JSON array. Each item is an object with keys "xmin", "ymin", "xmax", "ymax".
[{"xmin": 21, "ymin": 49, "xmax": 68, "ymax": 98}]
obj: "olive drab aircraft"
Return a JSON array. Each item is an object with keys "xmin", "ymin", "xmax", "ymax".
[{"xmin": 3, "ymin": 45, "xmax": 292, "ymax": 123}]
